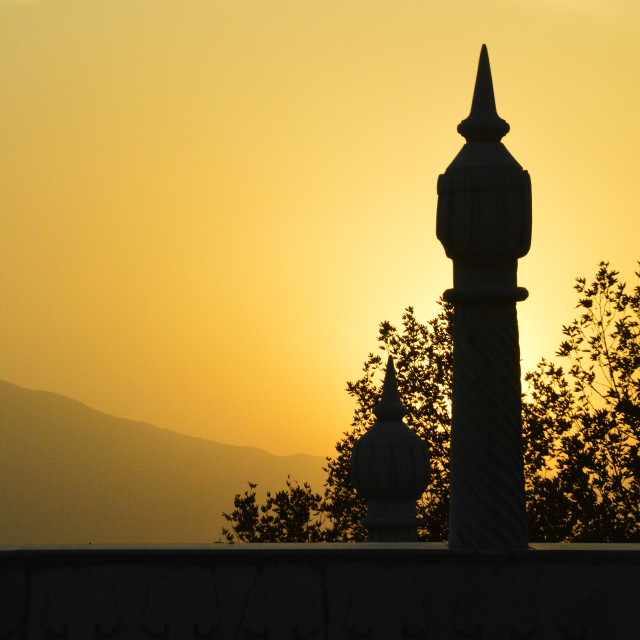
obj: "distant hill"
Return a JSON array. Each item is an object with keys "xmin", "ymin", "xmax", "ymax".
[{"xmin": 0, "ymin": 380, "xmax": 327, "ymax": 545}]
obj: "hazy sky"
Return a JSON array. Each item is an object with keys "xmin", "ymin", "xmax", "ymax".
[{"xmin": 1, "ymin": 0, "xmax": 639, "ymax": 457}]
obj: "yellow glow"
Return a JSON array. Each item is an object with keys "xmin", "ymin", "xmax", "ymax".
[{"xmin": 1, "ymin": 0, "xmax": 639, "ymax": 456}]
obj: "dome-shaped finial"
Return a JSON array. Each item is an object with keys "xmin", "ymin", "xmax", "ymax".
[
  {"xmin": 373, "ymin": 356, "xmax": 407, "ymax": 421},
  {"xmin": 350, "ymin": 355, "xmax": 430, "ymax": 542},
  {"xmin": 457, "ymin": 45, "xmax": 510, "ymax": 142}
]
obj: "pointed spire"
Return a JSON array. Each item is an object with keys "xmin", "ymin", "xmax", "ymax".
[
  {"xmin": 457, "ymin": 45, "xmax": 510, "ymax": 142},
  {"xmin": 373, "ymin": 356, "xmax": 408, "ymax": 421}
]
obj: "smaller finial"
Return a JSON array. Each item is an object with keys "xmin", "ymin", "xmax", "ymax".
[
  {"xmin": 350, "ymin": 356, "xmax": 430, "ymax": 542},
  {"xmin": 373, "ymin": 356, "xmax": 407, "ymax": 421},
  {"xmin": 457, "ymin": 45, "xmax": 510, "ymax": 142}
]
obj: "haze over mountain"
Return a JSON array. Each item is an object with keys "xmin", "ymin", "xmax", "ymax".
[{"xmin": 0, "ymin": 380, "xmax": 326, "ymax": 545}]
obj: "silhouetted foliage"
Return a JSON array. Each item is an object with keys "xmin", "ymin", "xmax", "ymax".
[
  {"xmin": 222, "ymin": 477, "xmax": 326, "ymax": 542},
  {"xmin": 524, "ymin": 262, "xmax": 640, "ymax": 541},
  {"xmin": 223, "ymin": 262, "xmax": 640, "ymax": 542}
]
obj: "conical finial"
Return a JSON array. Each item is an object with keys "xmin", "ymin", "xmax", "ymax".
[
  {"xmin": 457, "ymin": 45, "xmax": 510, "ymax": 142},
  {"xmin": 373, "ymin": 356, "xmax": 407, "ymax": 421}
]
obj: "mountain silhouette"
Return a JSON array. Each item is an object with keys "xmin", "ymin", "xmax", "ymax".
[{"xmin": 0, "ymin": 380, "xmax": 326, "ymax": 545}]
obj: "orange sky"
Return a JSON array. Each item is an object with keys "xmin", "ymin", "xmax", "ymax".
[{"xmin": 1, "ymin": 0, "xmax": 639, "ymax": 457}]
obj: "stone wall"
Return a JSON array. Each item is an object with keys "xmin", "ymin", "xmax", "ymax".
[{"xmin": 2, "ymin": 543, "xmax": 639, "ymax": 639}]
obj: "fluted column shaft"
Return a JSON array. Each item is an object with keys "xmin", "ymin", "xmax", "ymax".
[{"xmin": 446, "ymin": 294, "xmax": 528, "ymax": 549}]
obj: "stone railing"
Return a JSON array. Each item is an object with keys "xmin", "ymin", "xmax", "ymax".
[{"xmin": 3, "ymin": 543, "xmax": 640, "ymax": 638}]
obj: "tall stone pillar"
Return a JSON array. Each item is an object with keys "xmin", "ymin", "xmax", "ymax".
[{"xmin": 436, "ymin": 45, "xmax": 531, "ymax": 550}]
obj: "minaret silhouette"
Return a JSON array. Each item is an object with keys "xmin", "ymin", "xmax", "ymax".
[{"xmin": 437, "ymin": 45, "xmax": 532, "ymax": 550}]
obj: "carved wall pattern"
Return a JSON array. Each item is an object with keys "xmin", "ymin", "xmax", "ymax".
[
  {"xmin": 345, "ymin": 564, "xmax": 429, "ymax": 640},
  {"xmin": 558, "ymin": 570, "xmax": 640, "ymax": 639},
  {"xmin": 0, "ymin": 571, "xmax": 24, "ymax": 639},
  {"xmin": 4, "ymin": 549, "xmax": 640, "ymax": 639},
  {"xmin": 43, "ymin": 568, "xmax": 120, "ymax": 640},
  {"xmin": 453, "ymin": 567, "xmax": 535, "ymax": 639},
  {"xmin": 143, "ymin": 566, "xmax": 218, "ymax": 639},
  {"xmin": 241, "ymin": 564, "xmax": 322, "ymax": 639}
]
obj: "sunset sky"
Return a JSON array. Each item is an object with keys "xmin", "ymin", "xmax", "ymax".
[{"xmin": 1, "ymin": 0, "xmax": 639, "ymax": 458}]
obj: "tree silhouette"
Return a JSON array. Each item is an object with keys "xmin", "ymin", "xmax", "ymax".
[
  {"xmin": 223, "ymin": 262, "xmax": 640, "ymax": 543},
  {"xmin": 524, "ymin": 262, "xmax": 640, "ymax": 541}
]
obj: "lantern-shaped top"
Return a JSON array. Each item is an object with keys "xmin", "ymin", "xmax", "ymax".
[
  {"xmin": 351, "ymin": 357, "xmax": 430, "ymax": 502},
  {"xmin": 436, "ymin": 45, "xmax": 532, "ymax": 280}
]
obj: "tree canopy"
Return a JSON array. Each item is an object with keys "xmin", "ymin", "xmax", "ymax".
[{"xmin": 222, "ymin": 262, "xmax": 640, "ymax": 543}]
